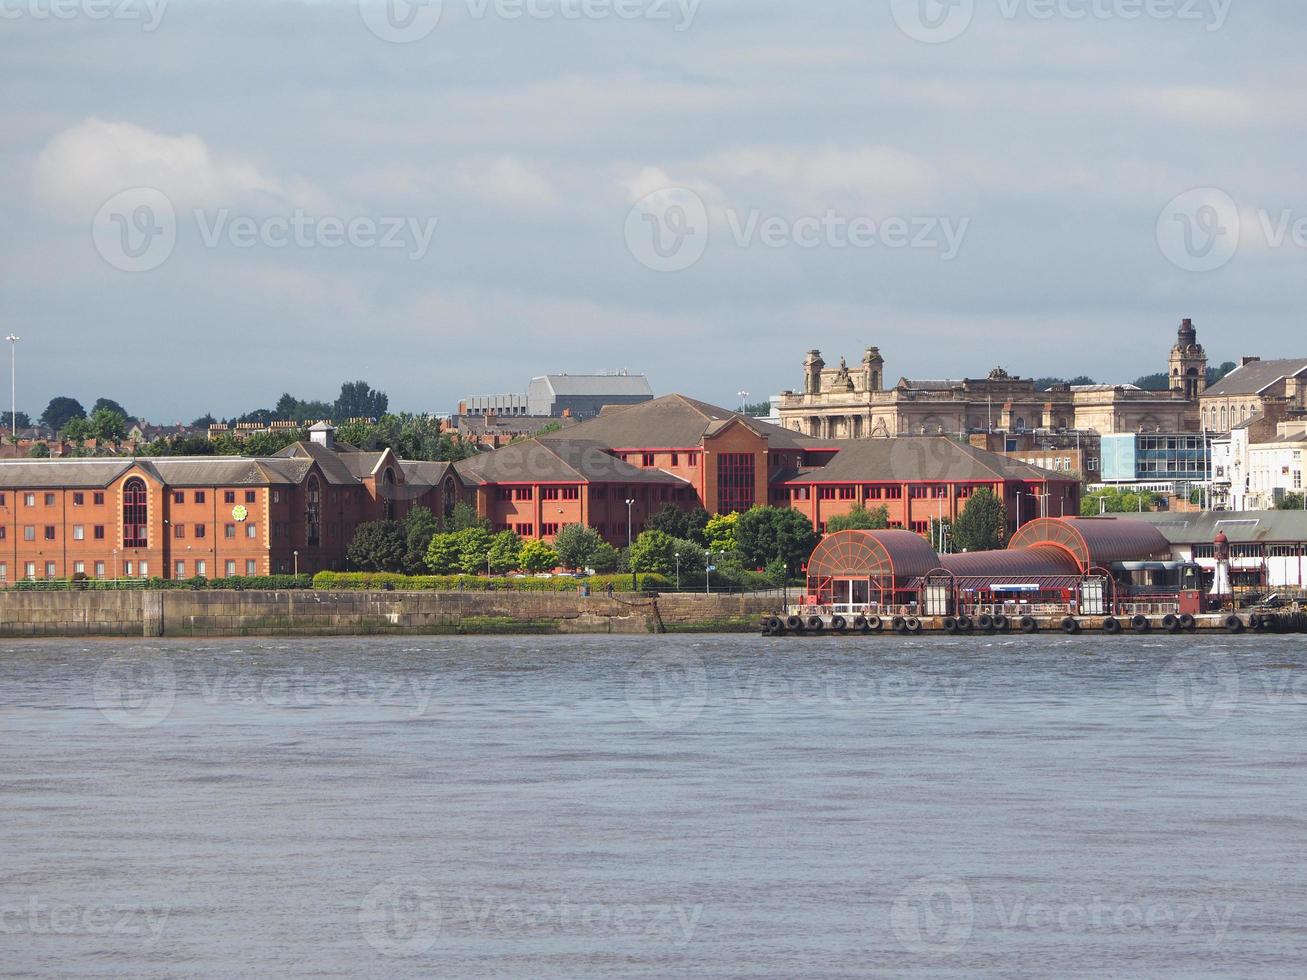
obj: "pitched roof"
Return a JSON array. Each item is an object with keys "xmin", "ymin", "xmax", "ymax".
[
  {"xmin": 1103, "ymin": 511, "xmax": 1307, "ymax": 545},
  {"xmin": 0, "ymin": 459, "xmax": 134, "ymax": 488},
  {"xmin": 273, "ymin": 441, "xmax": 364, "ymax": 485},
  {"xmin": 781, "ymin": 438, "xmax": 1070, "ymax": 484},
  {"xmin": 1203, "ymin": 359, "xmax": 1307, "ymax": 397},
  {"xmin": 543, "ymin": 393, "xmax": 822, "ymax": 451},
  {"xmin": 0, "ymin": 455, "xmax": 319, "ymax": 489},
  {"xmin": 455, "ymin": 438, "xmax": 690, "ymax": 486},
  {"xmin": 401, "ymin": 460, "xmax": 454, "ymax": 488},
  {"xmin": 531, "ymin": 374, "xmax": 653, "ymax": 397}
]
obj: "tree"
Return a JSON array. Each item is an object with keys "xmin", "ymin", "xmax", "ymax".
[
  {"xmin": 704, "ymin": 512, "xmax": 739, "ymax": 552},
  {"xmin": 40, "ymin": 396, "xmax": 86, "ymax": 432},
  {"xmin": 1133, "ymin": 373, "xmax": 1170, "ymax": 392},
  {"xmin": 628, "ymin": 530, "xmax": 681, "ymax": 576},
  {"xmin": 520, "ymin": 540, "xmax": 560, "ymax": 573},
  {"xmin": 951, "ymin": 488, "xmax": 1008, "ymax": 552},
  {"xmin": 1208, "ymin": 361, "xmax": 1237, "ymax": 386},
  {"xmin": 740, "ymin": 400, "xmax": 772, "ymax": 417},
  {"xmin": 334, "ymin": 380, "xmax": 388, "ymax": 422},
  {"xmin": 191, "ymin": 413, "xmax": 216, "ymax": 428},
  {"xmin": 589, "ymin": 540, "xmax": 621, "ymax": 572},
  {"xmin": 403, "ymin": 506, "xmax": 440, "ymax": 574},
  {"xmin": 1275, "ymin": 493, "xmax": 1305, "ymax": 511},
  {"xmin": 28, "ymin": 442, "xmax": 50, "ymax": 458},
  {"xmin": 824, "ymin": 504, "xmax": 890, "ymax": 533},
  {"xmin": 447, "ymin": 500, "xmax": 489, "ymax": 532},
  {"xmin": 88, "ymin": 407, "xmax": 127, "ymax": 444},
  {"xmin": 645, "ymin": 504, "xmax": 710, "ymax": 544},
  {"xmin": 554, "ymin": 523, "xmax": 603, "ymax": 570},
  {"xmin": 5, "ymin": 410, "xmax": 31, "ymax": 430},
  {"xmin": 735, "ymin": 506, "xmax": 819, "ymax": 570},
  {"xmin": 91, "ymin": 398, "xmax": 129, "ymax": 419},
  {"xmin": 486, "ymin": 530, "xmax": 523, "ymax": 574},
  {"xmin": 1081, "ymin": 487, "xmax": 1160, "ymax": 516},
  {"xmin": 425, "ymin": 533, "xmax": 462, "ymax": 574},
  {"xmin": 346, "ymin": 520, "xmax": 407, "ymax": 572},
  {"xmin": 456, "ymin": 527, "xmax": 494, "ymax": 575},
  {"xmin": 61, "ymin": 417, "xmax": 92, "ymax": 443}
]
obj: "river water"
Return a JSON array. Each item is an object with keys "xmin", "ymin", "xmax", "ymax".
[{"xmin": 2, "ymin": 633, "xmax": 1307, "ymax": 978}]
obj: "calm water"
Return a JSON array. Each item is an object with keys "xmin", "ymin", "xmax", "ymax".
[{"xmin": 3, "ymin": 633, "xmax": 1307, "ymax": 978}]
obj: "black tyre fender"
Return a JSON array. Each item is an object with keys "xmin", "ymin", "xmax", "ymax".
[
  {"xmin": 1061, "ymin": 616, "xmax": 1080, "ymax": 635},
  {"xmin": 766, "ymin": 616, "xmax": 783, "ymax": 632},
  {"xmin": 905, "ymin": 617, "xmax": 922, "ymax": 633},
  {"xmin": 993, "ymin": 615, "xmax": 1010, "ymax": 633},
  {"xmin": 1131, "ymin": 615, "xmax": 1150, "ymax": 633},
  {"xmin": 1103, "ymin": 617, "xmax": 1122, "ymax": 635},
  {"xmin": 831, "ymin": 615, "xmax": 847, "ymax": 632},
  {"xmin": 806, "ymin": 616, "xmax": 825, "ymax": 632},
  {"xmin": 1224, "ymin": 614, "xmax": 1244, "ymax": 634},
  {"xmin": 785, "ymin": 615, "xmax": 804, "ymax": 631},
  {"xmin": 1019, "ymin": 615, "xmax": 1039, "ymax": 634},
  {"xmin": 956, "ymin": 615, "xmax": 973, "ymax": 633},
  {"xmin": 942, "ymin": 616, "xmax": 959, "ymax": 635},
  {"xmin": 1162, "ymin": 614, "xmax": 1180, "ymax": 634},
  {"xmin": 852, "ymin": 615, "xmax": 869, "ymax": 632},
  {"xmin": 892, "ymin": 616, "xmax": 907, "ymax": 634},
  {"xmin": 1178, "ymin": 613, "xmax": 1196, "ymax": 632},
  {"xmin": 976, "ymin": 613, "xmax": 995, "ymax": 632},
  {"xmin": 865, "ymin": 615, "xmax": 883, "ymax": 633}
]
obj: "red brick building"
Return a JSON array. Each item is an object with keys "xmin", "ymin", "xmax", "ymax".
[
  {"xmin": 452, "ymin": 395, "xmax": 1079, "ymax": 543},
  {"xmin": 0, "ymin": 425, "xmax": 465, "ymax": 583}
]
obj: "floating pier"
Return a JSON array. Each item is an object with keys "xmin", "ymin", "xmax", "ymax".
[{"xmin": 760, "ymin": 610, "xmax": 1307, "ymax": 637}]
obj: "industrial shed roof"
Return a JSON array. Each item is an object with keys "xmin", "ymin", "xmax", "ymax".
[
  {"xmin": 1103, "ymin": 511, "xmax": 1307, "ymax": 545},
  {"xmin": 1009, "ymin": 517, "xmax": 1172, "ymax": 569},
  {"xmin": 805, "ymin": 529, "xmax": 941, "ymax": 583}
]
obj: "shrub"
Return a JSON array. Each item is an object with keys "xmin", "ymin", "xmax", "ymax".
[{"xmin": 310, "ymin": 571, "xmax": 672, "ymax": 592}]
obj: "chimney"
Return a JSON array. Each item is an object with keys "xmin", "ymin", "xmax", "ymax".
[
  {"xmin": 1240, "ymin": 356, "xmax": 1261, "ymax": 367},
  {"xmin": 309, "ymin": 422, "xmax": 336, "ymax": 450}
]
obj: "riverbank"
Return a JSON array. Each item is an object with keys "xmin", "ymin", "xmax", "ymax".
[{"xmin": 0, "ymin": 589, "xmax": 776, "ymax": 638}]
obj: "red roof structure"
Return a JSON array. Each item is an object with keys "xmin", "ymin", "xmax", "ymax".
[{"xmin": 1008, "ymin": 517, "xmax": 1171, "ymax": 571}]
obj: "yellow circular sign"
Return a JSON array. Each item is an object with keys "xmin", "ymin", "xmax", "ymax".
[{"xmin": 232, "ymin": 505, "xmax": 248, "ymax": 521}]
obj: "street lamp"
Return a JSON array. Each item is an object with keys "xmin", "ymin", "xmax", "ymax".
[
  {"xmin": 5, "ymin": 334, "xmax": 18, "ymax": 442},
  {"xmin": 705, "ymin": 550, "xmax": 716, "ymax": 595},
  {"xmin": 782, "ymin": 561, "xmax": 788, "ymax": 609},
  {"xmin": 293, "ymin": 549, "xmax": 299, "ymax": 577},
  {"xmin": 674, "ymin": 551, "xmax": 681, "ymax": 591},
  {"xmin": 625, "ymin": 498, "xmax": 636, "ymax": 591},
  {"xmin": 737, "ymin": 390, "xmax": 749, "ymax": 414}
]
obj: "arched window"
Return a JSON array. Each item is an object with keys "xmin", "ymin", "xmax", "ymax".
[
  {"xmin": 306, "ymin": 475, "xmax": 321, "ymax": 547},
  {"xmin": 1220, "ymin": 406, "xmax": 1228, "ymax": 429},
  {"xmin": 123, "ymin": 477, "xmax": 148, "ymax": 548},
  {"xmin": 382, "ymin": 467, "xmax": 396, "ymax": 520},
  {"xmin": 443, "ymin": 476, "xmax": 458, "ymax": 519}
]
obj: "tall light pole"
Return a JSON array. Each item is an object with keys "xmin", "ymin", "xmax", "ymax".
[
  {"xmin": 625, "ymin": 498, "xmax": 636, "ymax": 591},
  {"xmin": 737, "ymin": 390, "xmax": 749, "ymax": 414},
  {"xmin": 5, "ymin": 334, "xmax": 18, "ymax": 442},
  {"xmin": 705, "ymin": 551, "xmax": 716, "ymax": 595},
  {"xmin": 674, "ymin": 551, "xmax": 681, "ymax": 591}
]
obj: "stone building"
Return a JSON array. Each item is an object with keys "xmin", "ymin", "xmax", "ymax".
[
  {"xmin": 776, "ymin": 319, "xmax": 1204, "ymax": 439},
  {"xmin": 1198, "ymin": 356, "xmax": 1307, "ymax": 433}
]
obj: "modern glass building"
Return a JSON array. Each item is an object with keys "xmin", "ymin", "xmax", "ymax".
[{"xmin": 1099, "ymin": 433, "xmax": 1213, "ymax": 489}]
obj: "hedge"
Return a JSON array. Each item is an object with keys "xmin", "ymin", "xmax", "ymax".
[
  {"xmin": 311, "ymin": 571, "xmax": 673, "ymax": 593},
  {"xmin": 4, "ymin": 574, "xmax": 314, "ymax": 592}
]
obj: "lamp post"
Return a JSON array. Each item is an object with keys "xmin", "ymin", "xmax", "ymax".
[
  {"xmin": 293, "ymin": 549, "xmax": 299, "ymax": 577},
  {"xmin": 625, "ymin": 498, "xmax": 636, "ymax": 591},
  {"xmin": 737, "ymin": 390, "xmax": 749, "ymax": 414},
  {"xmin": 5, "ymin": 334, "xmax": 17, "ymax": 442},
  {"xmin": 674, "ymin": 551, "xmax": 681, "ymax": 591},
  {"xmin": 782, "ymin": 561, "xmax": 788, "ymax": 610},
  {"xmin": 705, "ymin": 551, "xmax": 715, "ymax": 595}
]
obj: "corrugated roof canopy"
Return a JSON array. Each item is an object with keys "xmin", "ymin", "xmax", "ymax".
[
  {"xmin": 941, "ymin": 547, "xmax": 1080, "ymax": 578},
  {"xmin": 805, "ymin": 530, "xmax": 941, "ymax": 583},
  {"xmin": 1009, "ymin": 517, "xmax": 1171, "ymax": 569}
]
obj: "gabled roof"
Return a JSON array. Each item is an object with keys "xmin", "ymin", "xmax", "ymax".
[
  {"xmin": 273, "ymin": 441, "xmax": 365, "ymax": 485},
  {"xmin": 1104, "ymin": 511, "xmax": 1307, "ymax": 545},
  {"xmin": 0, "ymin": 455, "xmax": 320, "ymax": 489},
  {"xmin": 1203, "ymin": 359, "xmax": 1307, "ymax": 397},
  {"xmin": 542, "ymin": 393, "xmax": 822, "ymax": 452},
  {"xmin": 455, "ymin": 438, "xmax": 690, "ymax": 486},
  {"xmin": 401, "ymin": 460, "xmax": 454, "ymax": 488},
  {"xmin": 0, "ymin": 459, "xmax": 134, "ymax": 488},
  {"xmin": 781, "ymin": 438, "xmax": 1069, "ymax": 484}
]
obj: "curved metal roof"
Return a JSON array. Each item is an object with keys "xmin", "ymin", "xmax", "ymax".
[
  {"xmin": 940, "ymin": 547, "xmax": 1080, "ymax": 578},
  {"xmin": 806, "ymin": 530, "xmax": 941, "ymax": 583},
  {"xmin": 1009, "ymin": 517, "xmax": 1171, "ymax": 570}
]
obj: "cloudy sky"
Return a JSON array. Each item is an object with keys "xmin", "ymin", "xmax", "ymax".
[{"xmin": 2, "ymin": 0, "xmax": 1304, "ymax": 422}]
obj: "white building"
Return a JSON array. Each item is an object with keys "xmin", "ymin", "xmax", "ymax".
[{"xmin": 1210, "ymin": 411, "xmax": 1306, "ymax": 511}]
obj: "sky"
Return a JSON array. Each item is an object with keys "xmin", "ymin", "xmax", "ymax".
[{"xmin": 2, "ymin": 0, "xmax": 1305, "ymax": 422}]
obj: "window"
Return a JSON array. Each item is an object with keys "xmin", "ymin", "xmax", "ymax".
[
  {"xmin": 541, "ymin": 523, "xmax": 559, "ymax": 536},
  {"xmin": 196, "ymin": 560, "xmax": 206, "ymax": 577},
  {"xmin": 1268, "ymin": 545, "xmax": 1298, "ymax": 558},
  {"xmin": 24, "ymin": 493, "xmax": 34, "ymax": 507},
  {"xmin": 306, "ymin": 476, "xmax": 321, "ymax": 547},
  {"xmin": 23, "ymin": 526, "xmax": 34, "ymax": 541},
  {"xmin": 865, "ymin": 486, "xmax": 883, "ymax": 499},
  {"xmin": 641, "ymin": 453, "xmax": 655, "ymax": 467},
  {"xmin": 515, "ymin": 523, "xmax": 534, "ymax": 536},
  {"xmin": 139, "ymin": 562, "xmax": 148, "ymax": 579},
  {"xmin": 94, "ymin": 525, "xmax": 105, "ymax": 540},
  {"xmin": 818, "ymin": 487, "xmax": 836, "ymax": 500},
  {"xmin": 686, "ymin": 453, "xmax": 699, "ymax": 467},
  {"xmin": 175, "ymin": 561, "xmax": 186, "ymax": 578},
  {"xmin": 45, "ymin": 561, "xmax": 56, "ymax": 580},
  {"xmin": 44, "ymin": 493, "xmax": 55, "ymax": 506},
  {"xmin": 909, "ymin": 485, "xmax": 928, "ymax": 499},
  {"xmin": 514, "ymin": 487, "xmax": 533, "ymax": 501},
  {"xmin": 910, "ymin": 521, "xmax": 929, "ymax": 534},
  {"xmin": 246, "ymin": 524, "xmax": 257, "ymax": 539},
  {"xmin": 24, "ymin": 562, "xmax": 35, "ymax": 580},
  {"xmin": 173, "ymin": 492, "xmax": 185, "ymax": 504},
  {"xmin": 225, "ymin": 524, "xmax": 236, "ymax": 538},
  {"xmin": 497, "ymin": 488, "xmax": 513, "ymax": 501},
  {"xmin": 174, "ymin": 524, "xmax": 185, "ymax": 538},
  {"xmin": 73, "ymin": 525, "xmax": 84, "ymax": 541},
  {"xmin": 562, "ymin": 487, "xmax": 580, "ymax": 500},
  {"xmin": 595, "ymin": 487, "xmax": 607, "ymax": 500},
  {"xmin": 0, "ymin": 493, "xmax": 4, "ymax": 505},
  {"xmin": 0, "ymin": 563, "xmax": 6, "ymax": 581},
  {"xmin": 0, "ymin": 527, "xmax": 4, "ymax": 540},
  {"xmin": 195, "ymin": 491, "xmax": 205, "ymax": 504},
  {"xmin": 272, "ymin": 490, "xmax": 281, "ymax": 503},
  {"xmin": 246, "ymin": 560, "xmax": 257, "ymax": 576},
  {"xmin": 122, "ymin": 477, "xmax": 148, "ymax": 548},
  {"xmin": 245, "ymin": 490, "xmax": 256, "ymax": 503},
  {"xmin": 72, "ymin": 492, "xmax": 84, "ymax": 506},
  {"xmin": 44, "ymin": 526, "xmax": 55, "ymax": 540},
  {"xmin": 94, "ymin": 492, "xmax": 104, "ymax": 505},
  {"xmin": 73, "ymin": 561, "xmax": 85, "ymax": 575},
  {"xmin": 838, "ymin": 486, "xmax": 856, "ymax": 500},
  {"xmin": 671, "ymin": 453, "xmax": 680, "ymax": 467},
  {"xmin": 226, "ymin": 560, "xmax": 237, "ymax": 576},
  {"xmin": 225, "ymin": 491, "xmax": 236, "ymax": 504},
  {"xmin": 94, "ymin": 561, "xmax": 105, "ymax": 579},
  {"xmin": 791, "ymin": 486, "xmax": 810, "ymax": 501},
  {"xmin": 542, "ymin": 487, "xmax": 560, "ymax": 500},
  {"xmin": 716, "ymin": 453, "xmax": 755, "ymax": 513}
]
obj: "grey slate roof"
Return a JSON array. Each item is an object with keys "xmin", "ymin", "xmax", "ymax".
[
  {"xmin": 0, "ymin": 459, "xmax": 133, "ymax": 488},
  {"xmin": 1203, "ymin": 359, "xmax": 1307, "ymax": 397},
  {"xmin": 782, "ymin": 438, "xmax": 1070, "ymax": 484},
  {"xmin": 1103, "ymin": 511, "xmax": 1307, "ymax": 545},
  {"xmin": 273, "ymin": 441, "xmax": 364, "ymax": 485},
  {"xmin": 532, "ymin": 374, "xmax": 653, "ymax": 397},
  {"xmin": 455, "ymin": 438, "xmax": 690, "ymax": 486}
]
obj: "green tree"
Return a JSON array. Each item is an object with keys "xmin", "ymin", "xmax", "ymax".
[
  {"xmin": 704, "ymin": 512, "xmax": 739, "ymax": 552},
  {"xmin": 61, "ymin": 417, "xmax": 92, "ymax": 443},
  {"xmin": 628, "ymin": 530, "xmax": 680, "ymax": 576},
  {"xmin": 91, "ymin": 397, "xmax": 129, "ymax": 419},
  {"xmin": 425, "ymin": 532, "xmax": 462, "ymax": 574},
  {"xmin": 403, "ymin": 506, "xmax": 440, "ymax": 573},
  {"xmin": 554, "ymin": 523, "xmax": 603, "ymax": 570},
  {"xmin": 28, "ymin": 441, "xmax": 50, "ymax": 458},
  {"xmin": 88, "ymin": 407, "xmax": 127, "ymax": 444},
  {"xmin": 456, "ymin": 527, "xmax": 494, "ymax": 575},
  {"xmin": 520, "ymin": 540, "xmax": 560, "ymax": 573},
  {"xmin": 447, "ymin": 500, "xmax": 489, "ymax": 532},
  {"xmin": 645, "ymin": 503, "xmax": 710, "ymax": 544},
  {"xmin": 486, "ymin": 530, "xmax": 523, "ymax": 574},
  {"xmin": 334, "ymin": 380, "xmax": 388, "ymax": 422},
  {"xmin": 1275, "ymin": 492, "xmax": 1305, "ymax": 510},
  {"xmin": 240, "ymin": 429, "xmax": 303, "ymax": 457},
  {"xmin": 951, "ymin": 488, "xmax": 1008, "ymax": 552},
  {"xmin": 346, "ymin": 520, "xmax": 407, "ymax": 571},
  {"xmin": 41, "ymin": 396, "xmax": 86, "ymax": 432},
  {"xmin": 824, "ymin": 504, "xmax": 890, "ymax": 532},
  {"xmin": 589, "ymin": 540, "xmax": 621, "ymax": 572},
  {"xmin": 735, "ymin": 506, "xmax": 819, "ymax": 570},
  {"xmin": 6, "ymin": 410, "xmax": 32, "ymax": 430},
  {"xmin": 191, "ymin": 413, "xmax": 216, "ymax": 428},
  {"xmin": 1081, "ymin": 487, "xmax": 1161, "ymax": 515},
  {"xmin": 1133, "ymin": 373, "xmax": 1170, "ymax": 392},
  {"xmin": 1208, "ymin": 361, "xmax": 1237, "ymax": 386}
]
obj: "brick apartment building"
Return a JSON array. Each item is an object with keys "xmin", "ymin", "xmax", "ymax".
[
  {"xmin": 0, "ymin": 424, "xmax": 464, "ymax": 583},
  {"xmin": 453, "ymin": 395, "xmax": 1079, "ymax": 542}
]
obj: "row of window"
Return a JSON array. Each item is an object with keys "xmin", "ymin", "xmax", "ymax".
[
  {"xmin": 3, "ymin": 525, "xmax": 107, "ymax": 541},
  {"xmin": 0, "ymin": 558, "xmax": 265, "ymax": 582},
  {"xmin": 3, "ymin": 491, "xmax": 107, "ymax": 508},
  {"xmin": 173, "ymin": 523, "xmax": 258, "ymax": 540},
  {"xmin": 619, "ymin": 452, "xmax": 700, "ymax": 468},
  {"xmin": 1193, "ymin": 543, "xmax": 1303, "ymax": 558}
]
